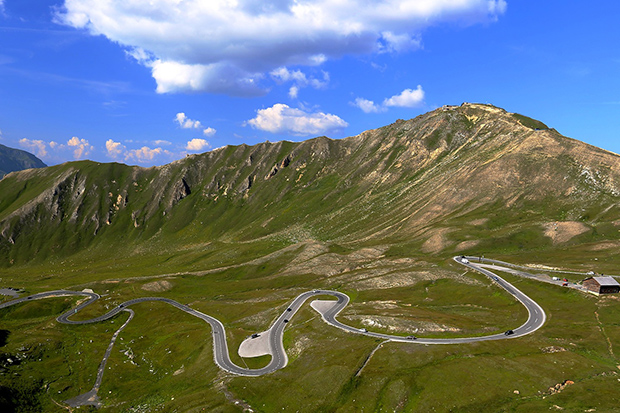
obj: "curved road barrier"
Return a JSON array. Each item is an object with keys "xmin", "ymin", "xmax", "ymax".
[{"xmin": 0, "ymin": 257, "xmax": 546, "ymax": 382}]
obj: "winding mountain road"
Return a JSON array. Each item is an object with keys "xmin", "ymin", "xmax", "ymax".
[{"xmin": 0, "ymin": 257, "xmax": 546, "ymax": 380}]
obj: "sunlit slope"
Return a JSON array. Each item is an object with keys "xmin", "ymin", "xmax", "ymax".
[{"xmin": 1, "ymin": 103, "xmax": 619, "ymax": 266}]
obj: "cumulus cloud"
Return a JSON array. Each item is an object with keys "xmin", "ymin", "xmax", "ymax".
[
  {"xmin": 352, "ymin": 97, "xmax": 383, "ymax": 114},
  {"xmin": 175, "ymin": 113, "xmax": 202, "ymax": 129},
  {"xmin": 175, "ymin": 113, "xmax": 216, "ymax": 137},
  {"xmin": 19, "ymin": 138, "xmax": 48, "ymax": 158},
  {"xmin": 384, "ymin": 86, "xmax": 425, "ymax": 108},
  {"xmin": 202, "ymin": 127, "xmax": 216, "ymax": 137},
  {"xmin": 105, "ymin": 139, "xmax": 126, "ymax": 159},
  {"xmin": 126, "ymin": 146, "xmax": 172, "ymax": 163},
  {"xmin": 352, "ymin": 86, "xmax": 425, "ymax": 113},
  {"xmin": 67, "ymin": 136, "xmax": 93, "ymax": 159},
  {"xmin": 246, "ymin": 104, "xmax": 348, "ymax": 136},
  {"xmin": 55, "ymin": 0, "xmax": 507, "ymax": 95},
  {"xmin": 186, "ymin": 138, "xmax": 210, "ymax": 152}
]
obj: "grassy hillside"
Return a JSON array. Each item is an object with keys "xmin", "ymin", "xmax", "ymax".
[{"xmin": 1, "ymin": 103, "xmax": 620, "ymax": 412}]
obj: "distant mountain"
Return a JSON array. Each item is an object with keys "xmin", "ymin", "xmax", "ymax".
[
  {"xmin": 1, "ymin": 103, "xmax": 619, "ymax": 266},
  {"xmin": 0, "ymin": 143, "xmax": 47, "ymax": 178}
]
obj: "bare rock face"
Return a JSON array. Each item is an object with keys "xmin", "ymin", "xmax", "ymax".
[
  {"xmin": 172, "ymin": 178, "xmax": 191, "ymax": 203},
  {"xmin": 1, "ymin": 103, "xmax": 619, "ymax": 264}
]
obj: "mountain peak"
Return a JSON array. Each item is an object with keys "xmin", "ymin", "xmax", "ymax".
[{"xmin": 1, "ymin": 105, "xmax": 619, "ymax": 264}]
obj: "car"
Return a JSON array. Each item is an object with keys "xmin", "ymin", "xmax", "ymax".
[
  {"xmin": 27, "ymin": 297, "xmax": 32, "ymax": 300},
  {"xmin": 360, "ymin": 328, "xmax": 367, "ymax": 333},
  {"xmin": 492, "ymin": 276, "xmax": 499, "ymax": 281},
  {"xmin": 406, "ymin": 335, "xmax": 417, "ymax": 340},
  {"xmin": 504, "ymin": 330, "xmax": 514, "ymax": 336},
  {"xmin": 563, "ymin": 278, "xmax": 568, "ymax": 282},
  {"xmin": 286, "ymin": 308, "xmax": 292, "ymax": 312},
  {"xmin": 283, "ymin": 319, "xmax": 289, "ymax": 323},
  {"xmin": 562, "ymin": 282, "xmax": 569, "ymax": 286},
  {"xmin": 251, "ymin": 333, "xmax": 260, "ymax": 339}
]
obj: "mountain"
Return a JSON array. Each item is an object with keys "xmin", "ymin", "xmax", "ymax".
[
  {"xmin": 3, "ymin": 103, "xmax": 620, "ymax": 413},
  {"xmin": 1, "ymin": 103, "xmax": 619, "ymax": 267},
  {"xmin": 0, "ymin": 143, "xmax": 47, "ymax": 178}
]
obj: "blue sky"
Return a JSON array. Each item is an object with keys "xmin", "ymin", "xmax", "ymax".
[{"xmin": 0, "ymin": 0, "xmax": 618, "ymax": 166}]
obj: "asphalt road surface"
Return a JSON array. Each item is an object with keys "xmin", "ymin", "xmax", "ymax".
[{"xmin": 0, "ymin": 257, "xmax": 546, "ymax": 378}]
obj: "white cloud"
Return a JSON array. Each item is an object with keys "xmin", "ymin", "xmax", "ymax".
[
  {"xmin": 352, "ymin": 86, "xmax": 425, "ymax": 113},
  {"xmin": 55, "ymin": 0, "xmax": 507, "ymax": 95},
  {"xmin": 246, "ymin": 103, "xmax": 348, "ymax": 136},
  {"xmin": 352, "ymin": 97, "xmax": 384, "ymax": 114},
  {"xmin": 379, "ymin": 32, "xmax": 422, "ymax": 53},
  {"xmin": 67, "ymin": 136, "xmax": 93, "ymax": 159},
  {"xmin": 151, "ymin": 60, "xmax": 265, "ymax": 96},
  {"xmin": 105, "ymin": 139, "xmax": 126, "ymax": 159},
  {"xmin": 175, "ymin": 113, "xmax": 216, "ymax": 138},
  {"xmin": 384, "ymin": 85, "xmax": 425, "ymax": 108},
  {"xmin": 203, "ymin": 128, "xmax": 216, "ymax": 137},
  {"xmin": 271, "ymin": 67, "xmax": 329, "ymax": 98},
  {"xmin": 175, "ymin": 113, "xmax": 202, "ymax": 129},
  {"xmin": 289, "ymin": 86, "xmax": 300, "ymax": 99},
  {"xmin": 152, "ymin": 140, "xmax": 172, "ymax": 146},
  {"xmin": 126, "ymin": 146, "xmax": 171, "ymax": 163},
  {"xmin": 186, "ymin": 138, "xmax": 210, "ymax": 152},
  {"xmin": 19, "ymin": 138, "xmax": 48, "ymax": 158}
]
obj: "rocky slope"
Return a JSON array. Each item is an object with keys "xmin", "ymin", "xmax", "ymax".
[
  {"xmin": 0, "ymin": 144, "xmax": 47, "ymax": 178},
  {"xmin": 1, "ymin": 103, "xmax": 619, "ymax": 266}
]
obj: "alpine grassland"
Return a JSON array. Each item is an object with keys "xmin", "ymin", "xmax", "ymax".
[{"xmin": 2, "ymin": 104, "xmax": 620, "ymax": 411}]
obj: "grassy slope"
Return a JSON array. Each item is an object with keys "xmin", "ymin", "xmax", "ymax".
[{"xmin": 1, "ymin": 104, "xmax": 620, "ymax": 412}]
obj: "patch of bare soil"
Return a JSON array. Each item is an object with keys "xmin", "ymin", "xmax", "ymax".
[
  {"xmin": 349, "ymin": 271, "xmax": 439, "ymax": 290},
  {"xmin": 141, "ymin": 280, "xmax": 174, "ymax": 292},
  {"xmin": 543, "ymin": 221, "xmax": 589, "ymax": 244},
  {"xmin": 454, "ymin": 240, "xmax": 480, "ymax": 252},
  {"xmin": 469, "ymin": 218, "xmax": 489, "ymax": 226},
  {"xmin": 287, "ymin": 336, "xmax": 311, "ymax": 360},
  {"xmin": 343, "ymin": 314, "xmax": 460, "ymax": 334},
  {"xmin": 281, "ymin": 245, "xmax": 388, "ymax": 277},
  {"xmin": 421, "ymin": 228, "xmax": 452, "ymax": 254},
  {"xmin": 541, "ymin": 346, "xmax": 566, "ymax": 354},
  {"xmin": 588, "ymin": 241, "xmax": 620, "ymax": 251}
]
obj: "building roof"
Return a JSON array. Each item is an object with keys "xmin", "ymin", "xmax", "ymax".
[{"xmin": 592, "ymin": 276, "xmax": 620, "ymax": 287}]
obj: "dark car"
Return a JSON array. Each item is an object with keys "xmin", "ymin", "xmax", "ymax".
[
  {"xmin": 283, "ymin": 319, "xmax": 289, "ymax": 323},
  {"xmin": 406, "ymin": 335, "xmax": 417, "ymax": 340},
  {"xmin": 504, "ymin": 330, "xmax": 514, "ymax": 336},
  {"xmin": 251, "ymin": 333, "xmax": 259, "ymax": 339},
  {"xmin": 287, "ymin": 308, "xmax": 292, "ymax": 312}
]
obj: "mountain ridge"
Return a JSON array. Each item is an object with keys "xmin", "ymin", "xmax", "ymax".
[
  {"xmin": 0, "ymin": 143, "xmax": 47, "ymax": 178},
  {"xmin": 1, "ymin": 103, "xmax": 619, "ymax": 267}
]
